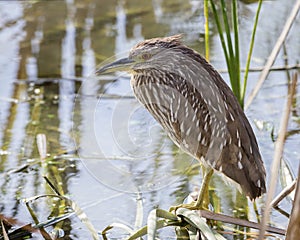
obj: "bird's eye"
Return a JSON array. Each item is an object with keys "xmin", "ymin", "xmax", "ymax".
[{"xmin": 142, "ymin": 53, "xmax": 151, "ymax": 60}]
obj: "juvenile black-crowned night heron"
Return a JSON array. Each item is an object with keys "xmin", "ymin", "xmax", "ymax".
[{"xmin": 97, "ymin": 35, "xmax": 266, "ymax": 209}]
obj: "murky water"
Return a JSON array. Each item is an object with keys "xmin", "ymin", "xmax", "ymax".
[{"xmin": 0, "ymin": 0, "xmax": 299, "ymax": 239}]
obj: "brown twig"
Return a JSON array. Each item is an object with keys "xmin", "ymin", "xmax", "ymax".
[{"xmin": 198, "ymin": 210, "xmax": 285, "ymax": 235}]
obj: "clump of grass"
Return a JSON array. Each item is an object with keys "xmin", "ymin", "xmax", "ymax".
[{"xmin": 206, "ymin": 0, "xmax": 263, "ymax": 109}]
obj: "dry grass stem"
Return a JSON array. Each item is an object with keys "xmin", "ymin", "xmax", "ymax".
[
  {"xmin": 199, "ymin": 210, "xmax": 285, "ymax": 235},
  {"xmin": 259, "ymin": 73, "xmax": 298, "ymax": 239},
  {"xmin": 270, "ymin": 179, "xmax": 297, "ymax": 207},
  {"xmin": 245, "ymin": 0, "xmax": 300, "ymax": 110},
  {"xmin": 286, "ymin": 165, "xmax": 300, "ymax": 239}
]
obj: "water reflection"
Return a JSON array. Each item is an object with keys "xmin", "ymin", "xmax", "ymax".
[{"xmin": 0, "ymin": 0, "xmax": 299, "ymax": 239}]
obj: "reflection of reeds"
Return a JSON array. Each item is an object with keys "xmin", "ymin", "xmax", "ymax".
[{"xmin": 27, "ymin": 135, "xmax": 99, "ymax": 240}]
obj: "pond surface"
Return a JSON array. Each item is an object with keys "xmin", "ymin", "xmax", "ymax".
[{"xmin": 0, "ymin": 0, "xmax": 299, "ymax": 239}]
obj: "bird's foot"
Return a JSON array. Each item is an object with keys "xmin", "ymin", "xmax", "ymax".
[
  {"xmin": 170, "ymin": 168, "xmax": 213, "ymax": 213},
  {"xmin": 169, "ymin": 201, "xmax": 207, "ymax": 213}
]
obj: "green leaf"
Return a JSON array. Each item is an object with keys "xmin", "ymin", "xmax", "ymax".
[
  {"xmin": 176, "ymin": 208, "xmax": 225, "ymax": 240},
  {"xmin": 242, "ymin": 0, "xmax": 263, "ymax": 107}
]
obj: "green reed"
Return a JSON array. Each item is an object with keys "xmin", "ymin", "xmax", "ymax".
[{"xmin": 206, "ymin": 0, "xmax": 263, "ymax": 109}]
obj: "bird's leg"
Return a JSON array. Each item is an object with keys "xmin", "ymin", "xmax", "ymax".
[
  {"xmin": 169, "ymin": 167, "xmax": 214, "ymax": 212},
  {"xmin": 194, "ymin": 167, "xmax": 214, "ymax": 209}
]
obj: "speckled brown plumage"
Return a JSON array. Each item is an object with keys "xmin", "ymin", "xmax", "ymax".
[{"xmin": 98, "ymin": 35, "xmax": 266, "ymax": 200}]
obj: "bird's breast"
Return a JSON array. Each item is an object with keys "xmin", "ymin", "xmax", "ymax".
[{"xmin": 130, "ymin": 74, "xmax": 216, "ymax": 159}]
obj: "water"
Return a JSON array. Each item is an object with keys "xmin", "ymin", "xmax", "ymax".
[{"xmin": 0, "ymin": 0, "xmax": 299, "ymax": 239}]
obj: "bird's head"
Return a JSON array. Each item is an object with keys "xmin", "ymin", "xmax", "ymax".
[{"xmin": 96, "ymin": 35, "xmax": 183, "ymax": 74}]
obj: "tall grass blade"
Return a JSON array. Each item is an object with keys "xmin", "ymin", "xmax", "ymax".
[
  {"xmin": 209, "ymin": 0, "xmax": 230, "ymax": 74},
  {"xmin": 220, "ymin": 0, "xmax": 239, "ymax": 100},
  {"xmin": 204, "ymin": 0, "xmax": 210, "ymax": 61},
  {"xmin": 220, "ymin": 0, "xmax": 234, "ymax": 60},
  {"xmin": 242, "ymin": 0, "xmax": 263, "ymax": 106},
  {"xmin": 232, "ymin": 0, "xmax": 241, "ymax": 105},
  {"xmin": 209, "ymin": 0, "xmax": 241, "ymax": 105}
]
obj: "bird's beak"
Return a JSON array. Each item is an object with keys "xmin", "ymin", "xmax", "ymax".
[{"xmin": 96, "ymin": 57, "xmax": 135, "ymax": 75}]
